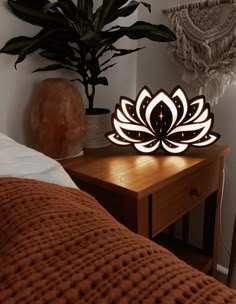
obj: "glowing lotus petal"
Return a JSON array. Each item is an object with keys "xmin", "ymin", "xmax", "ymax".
[
  {"xmin": 162, "ymin": 140, "xmax": 188, "ymax": 154},
  {"xmin": 194, "ymin": 108, "xmax": 209, "ymax": 123},
  {"xmin": 135, "ymin": 140, "xmax": 160, "ymax": 153},
  {"xmin": 113, "ymin": 119, "xmax": 153, "ymax": 143},
  {"xmin": 192, "ymin": 134, "xmax": 219, "ymax": 147},
  {"xmin": 184, "ymin": 98, "xmax": 205, "ymax": 124},
  {"xmin": 107, "ymin": 133, "xmax": 130, "ymax": 146},
  {"xmin": 120, "ymin": 98, "xmax": 138, "ymax": 123},
  {"xmin": 146, "ymin": 91, "xmax": 178, "ymax": 133},
  {"xmin": 136, "ymin": 87, "xmax": 152, "ymax": 126},
  {"xmin": 172, "ymin": 87, "xmax": 188, "ymax": 126},
  {"xmin": 169, "ymin": 119, "xmax": 212, "ymax": 144},
  {"xmin": 117, "ymin": 109, "xmax": 130, "ymax": 123}
]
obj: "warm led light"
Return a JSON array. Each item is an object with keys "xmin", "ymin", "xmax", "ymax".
[{"xmin": 106, "ymin": 86, "xmax": 220, "ymax": 154}]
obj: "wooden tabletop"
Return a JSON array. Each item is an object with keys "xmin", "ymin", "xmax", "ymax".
[{"xmin": 60, "ymin": 144, "xmax": 230, "ymax": 198}]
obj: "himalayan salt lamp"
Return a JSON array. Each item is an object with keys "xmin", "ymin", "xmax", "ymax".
[{"xmin": 31, "ymin": 78, "xmax": 87, "ymax": 159}]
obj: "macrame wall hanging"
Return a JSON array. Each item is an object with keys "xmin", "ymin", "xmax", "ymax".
[{"xmin": 163, "ymin": 0, "xmax": 236, "ymax": 104}]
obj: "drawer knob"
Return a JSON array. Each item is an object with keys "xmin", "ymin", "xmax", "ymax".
[{"xmin": 190, "ymin": 187, "xmax": 202, "ymax": 197}]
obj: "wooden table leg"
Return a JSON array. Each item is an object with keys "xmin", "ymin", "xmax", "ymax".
[
  {"xmin": 203, "ymin": 157, "xmax": 224, "ymax": 276},
  {"xmin": 182, "ymin": 213, "xmax": 190, "ymax": 244},
  {"xmin": 122, "ymin": 196, "xmax": 150, "ymax": 238}
]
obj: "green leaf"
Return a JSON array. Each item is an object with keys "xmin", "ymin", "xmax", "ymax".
[
  {"xmin": 0, "ymin": 36, "xmax": 33, "ymax": 54},
  {"xmin": 105, "ymin": 1, "xmax": 151, "ymax": 25},
  {"xmin": 111, "ymin": 46, "xmax": 144, "ymax": 57},
  {"xmin": 33, "ymin": 64, "xmax": 67, "ymax": 72},
  {"xmin": 94, "ymin": 0, "xmax": 129, "ymax": 31},
  {"xmin": 77, "ymin": 0, "xmax": 93, "ymax": 17},
  {"xmin": 37, "ymin": 31, "xmax": 78, "ymax": 62},
  {"xmin": 80, "ymin": 30, "xmax": 98, "ymax": 46},
  {"xmin": 125, "ymin": 22, "xmax": 176, "ymax": 42},
  {"xmin": 42, "ymin": 43, "xmax": 77, "ymax": 61},
  {"xmin": 49, "ymin": 0, "xmax": 93, "ymax": 32},
  {"xmin": 99, "ymin": 46, "xmax": 143, "ymax": 68},
  {"xmin": 8, "ymin": 0, "xmax": 68, "ymax": 28},
  {"xmin": 46, "ymin": 0, "xmax": 77, "ymax": 23},
  {"xmin": 14, "ymin": 29, "xmax": 61, "ymax": 67},
  {"xmin": 86, "ymin": 0, "xmax": 93, "ymax": 17},
  {"xmin": 39, "ymin": 50, "xmax": 74, "ymax": 66},
  {"xmin": 97, "ymin": 22, "xmax": 176, "ymax": 44},
  {"xmin": 12, "ymin": 0, "xmax": 49, "ymax": 9},
  {"xmin": 100, "ymin": 63, "xmax": 116, "ymax": 74},
  {"xmin": 47, "ymin": 0, "xmax": 91, "ymax": 27},
  {"xmin": 33, "ymin": 63, "xmax": 77, "ymax": 73}
]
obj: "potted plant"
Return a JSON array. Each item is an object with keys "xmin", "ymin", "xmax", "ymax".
[{"xmin": 1, "ymin": 0, "xmax": 176, "ymax": 148}]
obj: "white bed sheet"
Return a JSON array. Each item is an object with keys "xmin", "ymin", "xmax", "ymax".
[{"xmin": 0, "ymin": 133, "xmax": 78, "ymax": 189}]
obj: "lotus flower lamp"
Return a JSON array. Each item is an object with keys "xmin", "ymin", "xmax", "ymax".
[{"xmin": 106, "ymin": 86, "xmax": 220, "ymax": 154}]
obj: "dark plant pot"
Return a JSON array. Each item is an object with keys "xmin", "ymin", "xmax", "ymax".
[
  {"xmin": 31, "ymin": 78, "xmax": 87, "ymax": 159},
  {"xmin": 84, "ymin": 108, "xmax": 112, "ymax": 149}
]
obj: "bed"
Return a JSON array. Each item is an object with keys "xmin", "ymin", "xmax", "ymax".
[{"xmin": 0, "ymin": 133, "xmax": 236, "ymax": 304}]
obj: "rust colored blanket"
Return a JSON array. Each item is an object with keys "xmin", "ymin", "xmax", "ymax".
[{"xmin": 0, "ymin": 177, "xmax": 236, "ymax": 304}]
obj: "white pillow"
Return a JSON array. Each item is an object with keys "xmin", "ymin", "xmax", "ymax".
[{"xmin": 0, "ymin": 133, "xmax": 78, "ymax": 189}]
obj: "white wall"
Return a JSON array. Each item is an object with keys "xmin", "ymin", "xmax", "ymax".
[{"xmin": 137, "ymin": 0, "xmax": 236, "ymax": 270}]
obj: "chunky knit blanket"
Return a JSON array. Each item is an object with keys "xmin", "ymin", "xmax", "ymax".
[{"xmin": 0, "ymin": 177, "xmax": 236, "ymax": 304}]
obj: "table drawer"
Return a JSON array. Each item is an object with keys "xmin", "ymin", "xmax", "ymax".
[{"xmin": 151, "ymin": 160, "xmax": 220, "ymax": 238}]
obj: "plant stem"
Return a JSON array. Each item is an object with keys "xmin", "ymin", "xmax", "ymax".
[
  {"xmin": 83, "ymin": 79, "xmax": 90, "ymax": 108},
  {"xmin": 78, "ymin": 44, "xmax": 94, "ymax": 111},
  {"xmin": 83, "ymin": 76, "xmax": 95, "ymax": 112},
  {"xmin": 89, "ymin": 84, "xmax": 95, "ymax": 110}
]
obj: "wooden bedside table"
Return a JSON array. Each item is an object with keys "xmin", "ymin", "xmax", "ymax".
[{"xmin": 60, "ymin": 144, "xmax": 229, "ymax": 276}]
